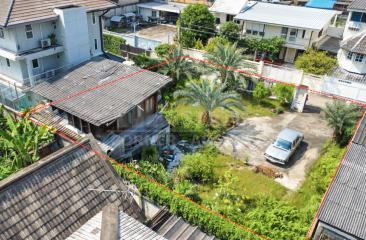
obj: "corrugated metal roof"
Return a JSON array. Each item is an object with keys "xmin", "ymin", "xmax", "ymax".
[
  {"xmin": 66, "ymin": 210, "xmax": 167, "ymax": 240},
  {"xmin": 31, "ymin": 57, "xmax": 172, "ymax": 126},
  {"xmin": 305, "ymin": 0, "xmax": 336, "ymax": 10},
  {"xmin": 0, "ymin": 138, "xmax": 143, "ymax": 240},
  {"xmin": 317, "ymin": 113, "xmax": 366, "ymax": 239},
  {"xmin": 137, "ymin": 2, "xmax": 187, "ymax": 14},
  {"xmin": 341, "ymin": 31, "xmax": 366, "ymax": 55},
  {"xmin": 332, "ymin": 67, "xmax": 366, "ymax": 84},
  {"xmin": 0, "ymin": 0, "xmax": 117, "ymax": 27},
  {"xmin": 348, "ymin": 0, "xmax": 366, "ymax": 11},
  {"xmin": 209, "ymin": 0, "xmax": 248, "ymax": 15},
  {"xmin": 234, "ymin": 1, "xmax": 339, "ymax": 30}
]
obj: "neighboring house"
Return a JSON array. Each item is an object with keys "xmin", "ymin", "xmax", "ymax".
[
  {"xmin": 0, "ymin": 0, "xmax": 117, "ymax": 87},
  {"xmin": 234, "ymin": 2, "xmax": 339, "ymax": 63},
  {"xmin": 311, "ymin": 113, "xmax": 366, "ymax": 240},
  {"xmin": 343, "ymin": 0, "xmax": 366, "ymax": 39},
  {"xmin": 209, "ymin": 0, "xmax": 248, "ymax": 24},
  {"xmin": 137, "ymin": 1, "xmax": 187, "ymax": 23},
  {"xmin": 30, "ymin": 56, "xmax": 172, "ymax": 159}
]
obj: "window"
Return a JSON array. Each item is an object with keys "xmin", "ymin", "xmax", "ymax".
[
  {"xmin": 32, "ymin": 59, "xmax": 39, "ymax": 69},
  {"xmin": 347, "ymin": 52, "xmax": 353, "ymax": 60},
  {"xmin": 25, "ymin": 24, "xmax": 33, "ymax": 39},
  {"xmin": 302, "ymin": 30, "xmax": 306, "ymax": 39},
  {"xmin": 351, "ymin": 11, "xmax": 366, "ymax": 23},
  {"xmin": 92, "ymin": 12, "xmax": 96, "ymax": 24},
  {"xmin": 289, "ymin": 29, "xmax": 298, "ymax": 41},
  {"xmin": 0, "ymin": 28, "xmax": 4, "ymax": 39},
  {"xmin": 6, "ymin": 58, "xmax": 10, "ymax": 67},
  {"xmin": 226, "ymin": 14, "xmax": 234, "ymax": 22},
  {"xmin": 216, "ymin": 18, "xmax": 221, "ymax": 24},
  {"xmin": 281, "ymin": 27, "xmax": 288, "ymax": 39},
  {"xmin": 246, "ymin": 23, "xmax": 264, "ymax": 36},
  {"xmin": 355, "ymin": 54, "xmax": 364, "ymax": 62},
  {"xmin": 318, "ymin": 29, "xmax": 323, "ymax": 38},
  {"xmin": 94, "ymin": 39, "xmax": 98, "ymax": 50},
  {"xmin": 151, "ymin": 11, "xmax": 157, "ymax": 18}
]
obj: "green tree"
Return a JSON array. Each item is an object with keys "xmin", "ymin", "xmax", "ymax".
[
  {"xmin": 174, "ymin": 79, "xmax": 243, "ymax": 125},
  {"xmin": 295, "ymin": 49, "xmax": 337, "ymax": 75},
  {"xmin": 205, "ymin": 42, "xmax": 257, "ymax": 89},
  {"xmin": 219, "ymin": 22, "xmax": 240, "ymax": 42},
  {"xmin": 178, "ymin": 4, "xmax": 215, "ymax": 47},
  {"xmin": 252, "ymin": 82, "xmax": 270, "ymax": 103},
  {"xmin": 103, "ymin": 34, "xmax": 126, "ymax": 56},
  {"xmin": 272, "ymin": 84, "xmax": 294, "ymax": 106},
  {"xmin": 324, "ymin": 101, "xmax": 361, "ymax": 144},
  {"xmin": 204, "ymin": 36, "xmax": 229, "ymax": 53},
  {"xmin": 175, "ymin": 152, "xmax": 214, "ymax": 183},
  {"xmin": 242, "ymin": 37, "xmax": 284, "ymax": 61}
]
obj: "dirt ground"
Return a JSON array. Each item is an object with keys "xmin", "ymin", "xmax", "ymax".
[
  {"xmin": 137, "ymin": 24, "xmax": 176, "ymax": 44},
  {"xmin": 217, "ymin": 94, "xmax": 333, "ymax": 190}
]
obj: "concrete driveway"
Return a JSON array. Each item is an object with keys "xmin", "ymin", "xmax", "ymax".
[
  {"xmin": 137, "ymin": 24, "xmax": 176, "ymax": 44},
  {"xmin": 217, "ymin": 95, "xmax": 333, "ymax": 190}
]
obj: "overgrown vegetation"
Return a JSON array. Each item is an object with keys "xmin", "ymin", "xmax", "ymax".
[
  {"xmin": 0, "ymin": 106, "xmax": 54, "ymax": 180},
  {"xmin": 219, "ymin": 22, "xmax": 240, "ymax": 42},
  {"xmin": 103, "ymin": 34, "xmax": 126, "ymax": 56},
  {"xmin": 295, "ymin": 49, "xmax": 337, "ymax": 75}
]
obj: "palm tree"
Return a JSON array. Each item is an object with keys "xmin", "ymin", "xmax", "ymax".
[
  {"xmin": 159, "ymin": 46, "xmax": 191, "ymax": 82},
  {"xmin": 174, "ymin": 79, "xmax": 243, "ymax": 126},
  {"xmin": 324, "ymin": 101, "xmax": 361, "ymax": 144},
  {"xmin": 205, "ymin": 42, "xmax": 257, "ymax": 90}
]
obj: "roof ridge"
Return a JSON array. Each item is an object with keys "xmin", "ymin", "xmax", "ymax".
[{"xmin": 4, "ymin": 0, "xmax": 15, "ymax": 27}]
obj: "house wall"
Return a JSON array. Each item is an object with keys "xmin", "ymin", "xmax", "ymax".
[
  {"xmin": 138, "ymin": 8, "xmax": 160, "ymax": 21},
  {"xmin": 0, "ymin": 56, "xmax": 26, "ymax": 82},
  {"xmin": 213, "ymin": 13, "xmax": 227, "ymax": 24},
  {"xmin": 343, "ymin": 10, "xmax": 366, "ymax": 40},
  {"xmin": 87, "ymin": 12, "xmax": 104, "ymax": 57},
  {"xmin": 312, "ymin": 221, "xmax": 359, "ymax": 240},
  {"xmin": 338, "ymin": 49, "xmax": 366, "ymax": 74},
  {"xmin": 0, "ymin": 28, "xmax": 18, "ymax": 52}
]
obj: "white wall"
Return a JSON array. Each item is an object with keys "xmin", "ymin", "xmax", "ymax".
[
  {"xmin": 0, "ymin": 28, "xmax": 18, "ymax": 52},
  {"xmin": 87, "ymin": 12, "xmax": 103, "ymax": 57},
  {"xmin": 0, "ymin": 56, "xmax": 26, "ymax": 82},
  {"xmin": 343, "ymin": 10, "xmax": 366, "ymax": 40},
  {"xmin": 338, "ymin": 49, "xmax": 366, "ymax": 74},
  {"xmin": 138, "ymin": 8, "xmax": 160, "ymax": 21},
  {"xmin": 213, "ymin": 12, "xmax": 227, "ymax": 24}
]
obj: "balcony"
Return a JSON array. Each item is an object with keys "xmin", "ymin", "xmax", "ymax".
[{"xmin": 284, "ymin": 36, "xmax": 311, "ymax": 50}]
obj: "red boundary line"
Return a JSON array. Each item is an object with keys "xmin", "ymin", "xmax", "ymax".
[{"xmin": 13, "ymin": 55, "xmax": 366, "ymax": 239}]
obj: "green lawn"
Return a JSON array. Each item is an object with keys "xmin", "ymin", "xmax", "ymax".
[
  {"xmin": 199, "ymin": 154, "xmax": 288, "ymax": 201},
  {"xmin": 175, "ymin": 95, "xmax": 280, "ymax": 127}
]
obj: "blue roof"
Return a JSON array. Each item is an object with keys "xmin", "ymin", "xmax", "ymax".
[{"xmin": 305, "ymin": 0, "xmax": 336, "ymax": 9}]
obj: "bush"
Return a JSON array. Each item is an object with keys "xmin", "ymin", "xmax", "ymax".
[
  {"xmin": 252, "ymin": 82, "xmax": 270, "ymax": 103},
  {"xmin": 275, "ymin": 106, "xmax": 285, "ymax": 114},
  {"xmin": 127, "ymin": 160, "xmax": 171, "ymax": 186},
  {"xmin": 219, "ymin": 22, "xmax": 240, "ymax": 42},
  {"xmin": 295, "ymin": 49, "xmax": 337, "ymax": 75},
  {"xmin": 155, "ymin": 44, "xmax": 175, "ymax": 59},
  {"xmin": 272, "ymin": 84, "xmax": 294, "ymax": 106},
  {"xmin": 141, "ymin": 145, "xmax": 159, "ymax": 163},
  {"xmin": 176, "ymin": 153, "xmax": 215, "ymax": 184},
  {"xmin": 174, "ymin": 180, "xmax": 202, "ymax": 202},
  {"xmin": 194, "ymin": 39, "xmax": 204, "ymax": 50},
  {"xmin": 132, "ymin": 54, "xmax": 159, "ymax": 71},
  {"xmin": 205, "ymin": 36, "xmax": 229, "ymax": 53},
  {"xmin": 103, "ymin": 34, "xmax": 126, "ymax": 56}
]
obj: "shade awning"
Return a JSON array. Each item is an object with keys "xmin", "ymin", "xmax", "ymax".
[
  {"xmin": 111, "ymin": 16, "xmax": 124, "ymax": 22},
  {"xmin": 305, "ymin": 0, "xmax": 336, "ymax": 9}
]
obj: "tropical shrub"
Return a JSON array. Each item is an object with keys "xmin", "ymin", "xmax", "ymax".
[
  {"xmin": 295, "ymin": 49, "xmax": 337, "ymax": 75},
  {"xmin": 219, "ymin": 21, "xmax": 240, "ymax": 42},
  {"xmin": 127, "ymin": 160, "xmax": 171, "ymax": 186},
  {"xmin": 205, "ymin": 36, "xmax": 229, "ymax": 53},
  {"xmin": 155, "ymin": 44, "xmax": 175, "ymax": 59},
  {"xmin": 132, "ymin": 54, "xmax": 159, "ymax": 71},
  {"xmin": 175, "ymin": 153, "xmax": 215, "ymax": 184},
  {"xmin": 103, "ymin": 34, "xmax": 126, "ymax": 56},
  {"xmin": 272, "ymin": 84, "xmax": 294, "ymax": 106},
  {"xmin": 141, "ymin": 145, "xmax": 159, "ymax": 163},
  {"xmin": 174, "ymin": 180, "xmax": 202, "ymax": 202},
  {"xmin": 252, "ymin": 82, "xmax": 270, "ymax": 103}
]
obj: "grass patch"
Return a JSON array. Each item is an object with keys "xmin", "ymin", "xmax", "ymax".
[{"xmin": 198, "ymin": 154, "xmax": 288, "ymax": 201}]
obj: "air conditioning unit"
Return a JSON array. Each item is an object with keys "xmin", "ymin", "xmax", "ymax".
[
  {"xmin": 348, "ymin": 21, "xmax": 360, "ymax": 31},
  {"xmin": 40, "ymin": 38, "xmax": 51, "ymax": 48},
  {"xmin": 45, "ymin": 69, "xmax": 55, "ymax": 79}
]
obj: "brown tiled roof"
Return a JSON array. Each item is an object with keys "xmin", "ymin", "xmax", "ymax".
[
  {"xmin": 0, "ymin": 0, "xmax": 117, "ymax": 27},
  {"xmin": 31, "ymin": 57, "xmax": 172, "ymax": 126},
  {"xmin": 0, "ymin": 137, "xmax": 142, "ymax": 240},
  {"xmin": 340, "ymin": 31, "xmax": 366, "ymax": 55},
  {"xmin": 348, "ymin": 0, "xmax": 366, "ymax": 10}
]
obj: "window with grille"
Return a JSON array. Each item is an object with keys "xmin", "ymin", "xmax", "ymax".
[{"xmin": 25, "ymin": 24, "xmax": 33, "ymax": 39}]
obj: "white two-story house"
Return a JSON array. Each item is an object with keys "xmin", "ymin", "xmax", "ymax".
[
  {"xmin": 234, "ymin": 2, "xmax": 339, "ymax": 63},
  {"xmin": 0, "ymin": 0, "xmax": 116, "ymax": 87}
]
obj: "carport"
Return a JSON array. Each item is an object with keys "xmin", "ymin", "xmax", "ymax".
[{"xmin": 137, "ymin": 2, "xmax": 187, "ymax": 23}]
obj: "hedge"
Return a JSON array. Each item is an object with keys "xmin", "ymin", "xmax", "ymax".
[
  {"xmin": 113, "ymin": 163, "xmax": 263, "ymax": 240},
  {"xmin": 103, "ymin": 34, "xmax": 126, "ymax": 56}
]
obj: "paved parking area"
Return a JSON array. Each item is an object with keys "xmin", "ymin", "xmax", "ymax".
[
  {"xmin": 217, "ymin": 94, "xmax": 334, "ymax": 190},
  {"xmin": 137, "ymin": 24, "xmax": 176, "ymax": 44}
]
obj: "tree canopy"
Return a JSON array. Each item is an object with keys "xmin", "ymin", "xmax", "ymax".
[
  {"xmin": 177, "ymin": 4, "xmax": 215, "ymax": 48},
  {"xmin": 219, "ymin": 22, "xmax": 240, "ymax": 42},
  {"xmin": 295, "ymin": 49, "xmax": 337, "ymax": 75}
]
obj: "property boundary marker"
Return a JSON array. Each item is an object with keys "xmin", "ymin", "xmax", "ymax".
[{"xmin": 12, "ymin": 55, "xmax": 366, "ymax": 240}]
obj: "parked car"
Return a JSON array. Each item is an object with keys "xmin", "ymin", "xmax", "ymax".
[{"xmin": 264, "ymin": 128, "xmax": 304, "ymax": 165}]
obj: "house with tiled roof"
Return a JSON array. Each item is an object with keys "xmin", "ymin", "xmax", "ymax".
[
  {"xmin": 311, "ymin": 113, "xmax": 366, "ymax": 239},
  {"xmin": 0, "ymin": 0, "xmax": 117, "ymax": 87}
]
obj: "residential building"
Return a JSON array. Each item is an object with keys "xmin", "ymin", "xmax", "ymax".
[
  {"xmin": 234, "ymin": 2, "xmax": 339, "ymax": 63},
  {"xmin": 209, "ymin": 0, "xmax": 248, "ymax": 25},
  {"xmin": 137, "ymin": 1, "xmax": 187, "ymax": 23},
  {"xmin": 30, "ymin": 56, "xmax": 172, "ymax": 159},
  {"xmin": 311, "ymin": 113, "xmax": 366, "ymax": 240},
  {"xmin": 0, "ymin": 0, "xmax": 116, "ymax": 87},
  {"xmin": 343, "ymin": 0, "xmax": 366, "ymax": 39}
]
